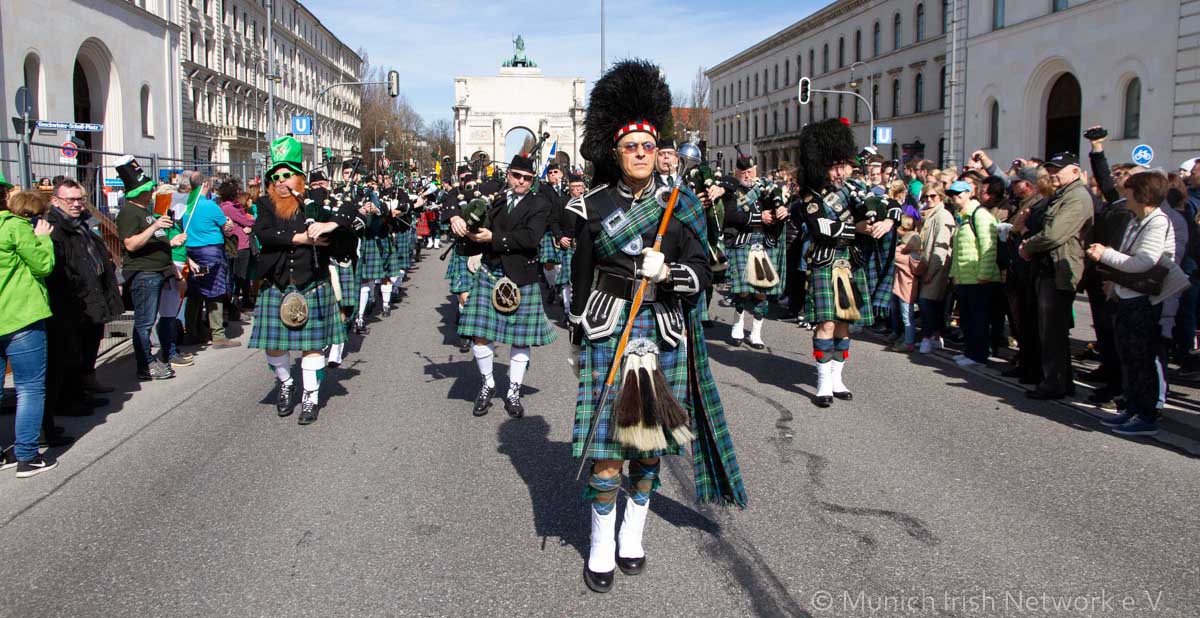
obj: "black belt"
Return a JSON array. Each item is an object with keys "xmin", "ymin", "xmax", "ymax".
[{"xmin": 596, "ymin": 271, "xmax": 658, "ymax": 303}]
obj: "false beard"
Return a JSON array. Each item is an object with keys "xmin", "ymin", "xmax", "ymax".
[{"xmin": 270, "ymin": 180, "xmax": 306, "ymax": 220}]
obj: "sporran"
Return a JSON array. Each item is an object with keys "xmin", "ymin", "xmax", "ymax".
[
  {"xmin": 745, "ymin": 243, "xmax": 780, "ymax": 289},
  {"xmin": 492, "ymin": 276, "xmax": 522, "ymax": 314},
  {"xmin": 280, "ymin": 291, "xmax": 310, "ymax": 328}
]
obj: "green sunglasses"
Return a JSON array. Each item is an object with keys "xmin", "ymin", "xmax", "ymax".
[{"xmin": 270, "ymin": 170, "xmax": 297, "ymax": 183}]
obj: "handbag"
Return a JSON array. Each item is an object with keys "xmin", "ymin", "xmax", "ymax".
[{"xmin": 1095, "ymin": 213, "xmax": 1170, "ymax": 296}]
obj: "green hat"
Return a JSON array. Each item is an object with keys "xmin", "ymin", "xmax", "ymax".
[
  {"xmin": 0, "ymin": 170, "xmax": 11, "ymax": 189},
  {"xmin": 267, "ymin": 136, "xmax": 305, "ymax": 176}
]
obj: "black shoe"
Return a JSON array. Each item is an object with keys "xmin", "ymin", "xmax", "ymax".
[
  {"xmin": 730, "ymin": 337, "xmax": 743, "ymax": 347},
  {"xmin": 298, "ymin": 400, "xmax": 319, "ymax": 425},
  {"xmin": 381, "ymin": 306, "xmax": 391, "ymax": 318},
  {"xmin": 833, "ymin": 391, "xmax": 853, "ymax": 401},
  {"xmin": 815, "ymin": 396, "xmax": 833, "ymax": 408},
  {"xmin": 616, "ymin": 555, "xmax": 645, "ymax": 576},
  {"xmin": 458, "ymin": 338, "xmax": 472, "ymax": 353},
  {"xmin": 1018, "ymin": 375, "xmax": 1040, "ymax": 385},
  {"xmin": 748, "ymin": 341, "xmax": 765, "ymax": 350},
  {"xmin": 15, "ymin": 455, "xmax": 58, "ymax": 478},
  {"xmin": 504, "ymin": 391, "xmax": 525, "ymax": 419},
  {"xmin": 137, "ymin": 361, "xmax": 176, "ymax": 381},
  {"xmin": 583, "ymin": 565, "xmax": 614, "ymax": 593},
  {"xmin": 1088, "ymin": 388, "xmax": 1118, "ymax": 404},
  {"xmin": 276, "ymin": 380, "xmax": 296, "ymax": 416},
  {"xmin": 0, "ymin": 447, "xmax": 15, "ymax": 471},
  {"xmin": 473, "ymin": 384, "xmax": 495, "ymax": 416},
  {"xmin": 351, "ymin": 319, "xmax": 370, "ymax": 335}
]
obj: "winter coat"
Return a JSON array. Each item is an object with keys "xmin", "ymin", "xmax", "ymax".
[{"xmin": 46, "ymin": 207, "xmax": 124, "ymax": 324}]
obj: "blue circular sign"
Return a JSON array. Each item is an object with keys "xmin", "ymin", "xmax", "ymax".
[{"xmin": 1132, "ymin": 144, "xmax": 1154, "ymax": 166}]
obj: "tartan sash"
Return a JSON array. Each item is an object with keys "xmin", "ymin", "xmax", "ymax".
[{"xmin": 594, "ymin": 187, "xmax": 707, "ymax": 261}]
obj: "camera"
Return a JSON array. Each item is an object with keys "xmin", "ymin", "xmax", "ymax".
[{"xmin": 1083, "ymin": 127, "xmax": 1108, "ymax": 141}]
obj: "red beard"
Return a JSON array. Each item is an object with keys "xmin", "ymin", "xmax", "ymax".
[{"xmin": 269, "ymin": 179, "xmax": 305, "ymax": 219}]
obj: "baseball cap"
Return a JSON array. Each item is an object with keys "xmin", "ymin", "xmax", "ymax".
[
  {"xmin": 1044, "ymin": 152, "xmax": 1079, "ymax": 169},
  {"xmin": 1180, "ymin": 158, "xmax": 1198, "ymax": 174},
  {"xmin": 945, "ymin": 180, "xmax": 973, "ymax": 195}
]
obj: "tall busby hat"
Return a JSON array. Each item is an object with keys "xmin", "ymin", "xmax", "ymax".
[
  {"xmin": 114, "ymin": 155, "xmax": 156, "ymax": 198},
  {"xmin": 581, "ymin": 59, "xmax": 672, "ymax": 186},
  {"xmin": 267, "ymin": 136, "xmax": 305, "ymax": 176},
  {"xmin": 796, "ymin": 118, "xmax": 858, "ymax": 190}
]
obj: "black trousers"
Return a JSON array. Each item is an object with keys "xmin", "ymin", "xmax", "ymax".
[
  {"xmin": 1036, "ymin": 277, "xmax": 1076, "ymax": 395},
  {"xmin": 1115, "ymin": 296, "xmax": 1162, "ymax": 420},
  {"xmin": 45, "ymin": 317, "xmax": 103, "ymax": 430},
  {"xmin": 1007, "ymin": 274, "xmax": 1042, "ymax": 382}
]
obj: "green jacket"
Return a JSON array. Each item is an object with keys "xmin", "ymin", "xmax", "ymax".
[
  {"xmin": 1021, "ymin": 178, "xmax": 1093, "ymax": 291},
  {"xmin": 950, "ymin": 201, "xmax": 1000, "ymax": 285},
  {"xmin": 0, "ymin": 211, "xmax": 54, "ymax": 336}
]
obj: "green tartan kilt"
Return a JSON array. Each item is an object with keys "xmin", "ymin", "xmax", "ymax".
[
  {"xmin": 333, "ymin": 262, "xmax": 358, "ymax": 310},
  {"xmin": 249, "ymin": 281, "xmax": 348, "ymax": 351},
  {"xmin": 726, "ymin": 233, "xmax": 786, "ymax": 296},
  {"xmin": 538, "ymin": 233, "xmax": 562, "ymax": 265},
  {"xmin": 445, "ymin": 253, "xmax": 471, "ymax": 294},
  {"xmin": 572, "ymin": 306, "xmax": 687, "ymax": 461},
  {"xmin": 358, "ymin": 237, "xmax": 390, "ymax": 281},
  {"xmin": 458, "ymin": 267, "xmax": 557, "ymax": 347},
  {"xmin": 388, "ymin": 231, "xmax": 413, "ymax": 273},
  {"xmin": 804, "ymin": 247, "xmax": 875, "ymax": 326},
  {"xmin": 864, "ymin": 235, "xmax": 897, "ymax": 317},
  {"xmin": 555, "ymin": 247, "xmax": 574, "ymax": 286}
]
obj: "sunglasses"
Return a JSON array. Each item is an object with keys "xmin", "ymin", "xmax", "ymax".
[
  {"xmin": 509, "ymin": 172, "xmax": 534, "ymax": 182},
  {"xmin": 270, "ymin": 170, "xmax": 297, "ymax": 182},
  {"xmin": 920, "ymin": 194, "xmax": 938, "ymax": 202},
  {"xmin": 618, "ymin": 142, "xmax": 657, "ymax": 155}
]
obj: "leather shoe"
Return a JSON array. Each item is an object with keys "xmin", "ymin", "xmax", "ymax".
[
  {"xmin": 583, "ymin": 566, "xmax": 614, "ymax": 593},
  {"xmin": 616, "ymin": 555, "xmax": 645, "ymax": 576},
  {"xmin": 833, "ymin": 391, "xmax": 853, "ymax": 401},
  {"xmin": 504, "ymin": 394, "xmax": 524, "ymax": 419},
  {"xmin": 730, "ymin": 337, "xmax": 743, "ymax": 347},
  {"xmin": 749, "ymin": 341, "xmax": 765, "ymax": 350},
  {"xmin": 815, "ymin": 395, "xmax": 832, "ymax": 408},
  {"xmin": 473, "ymin": 385, "xmax": 495, "ymax": 417}
]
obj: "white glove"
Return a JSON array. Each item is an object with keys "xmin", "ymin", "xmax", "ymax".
[
  {"xmin": 567, "ymin": 344, "xmax": 583, "ymax": 373},
  {"xmin": 639, "ymin": 248, "xmax": 669, "ymax": 283},
  {"xmin": 996, "ymin": 222, "xmax": 1014, "ymax": 242}
]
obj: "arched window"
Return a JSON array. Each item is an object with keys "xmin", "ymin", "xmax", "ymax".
[
  {"xmin": 838, "ymin": 37, "xmax": 845, "ymax": 68},
  {"xmin": 893, "ymin": 13, "xmax": 902, "ymax": 49},
  {"xmin": 891, "ymin": 79, "xmax": 901, "ymax": 117},
  {"xmin": 873, "ymin": 22, "xmax": 881, "ymax": 57},
  {"xmin": 914, "ymin": 74, "xmax": 924, "ymax": 113},
  {"xmin": 140, "ymin": 85, "xmax": 153, "ymax": 137},
  {"xmin": 1123, "ymin": 78, "xmax": 1141, "ymax": 139},
  {"xmin": 939, "ymin": 66, "xmax": 947, "ymax": 110},
  {"xmin": 773, "ymin": 109, "xmax": 778, "ymax": 134},
  {"xmin": 992, "ymin": 0, "xmax": 1005, "ymax": 30},
  {"xmin": 753, "ymin": 115, "xmax": 758, "ymax": 138},
  {"xmin": 916, "ymin": 4, "xmax": 926, "ymax": 41},
  {"xmin": 22, "ymin": 53, "xmax": 41, "ymax": 120},
  {"xmin": 737, "ymin": 81, "xmax": 741, "ymax": 102},
  {"xmin": 854, "ymin": 30, "xmax": 862, "ymax": 62},
  {"xmin": 988, "ymin": 99, "xmax": 1000, "ymax": 148},
  {"xmin": 822, "ymin": 44, "xmax": 829, "ymax": 73}
]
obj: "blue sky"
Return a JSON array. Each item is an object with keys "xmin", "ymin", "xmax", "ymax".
[{"xmin": 305, "ymin": 0, "xmax": 826, "ymax": 126}]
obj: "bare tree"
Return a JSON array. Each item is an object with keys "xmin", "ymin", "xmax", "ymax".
[
  {"xmin": 425, "ymin": 119, "xmax": 455, "ymax": 174},
  {"xmin": 357, "ymin": 51, "xmax": 425, "ymax": 173},
  {"xmin": 689, "ymin": 66, "xmax": 710, "ymax": 110}
]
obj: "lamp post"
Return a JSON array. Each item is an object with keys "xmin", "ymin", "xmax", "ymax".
[
  {"xmin": 847, "ymin": 61, "xmax": 876, "ymax": 146},
  {"xmin": 265, "ymin": 0, "xmax": 277, "ymax": 143}
]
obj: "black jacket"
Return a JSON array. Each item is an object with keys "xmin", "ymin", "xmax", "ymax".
[
  {"xmin": 45, "ymin": 208, "xmax": 124, "ymax": 324},
  {"xmin": 459, "ymin": 189, "xmax": 552, "ymax": 286},
  {"xmin": 252, "ymin": 194, "xmax": 358, "ymax": 290},
  {"xmin": 723, "ymin": 183, "xmax": 785, "ymax": 245}
]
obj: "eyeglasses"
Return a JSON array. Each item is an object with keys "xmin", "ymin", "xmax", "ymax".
[
  {"xmin": 919, "ymin": 194, "xmax": 938, "ymax": 202},
  {"xmin": 618, "ymin": 142, "xmax": 657, "ymax": 155},
  {"xmin": 509, "ymin": 172, "xmax": 534, "ymax": 182},
  {"xmin": 270, "ymin": 170, "xmax": 296, "ymax": 182},
  {"xmin": 56, "ymin": 196, "xmax": 86, "ymax": 203}
]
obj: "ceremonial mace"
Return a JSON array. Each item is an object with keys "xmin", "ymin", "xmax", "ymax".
[{"xmin": 576, "ymin": 142, "xmax": 702, "ymax": 479}]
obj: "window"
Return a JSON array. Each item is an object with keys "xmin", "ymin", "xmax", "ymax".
[
  {"xmin": 785, "ymin": 59, "xmax": 790, "ymax": 85},
  {"xmin": 873, "ymin": 22, "xmax": 881, "ymax": 57},
  {"xmin": 140, "ymin": 85, "xmax": 153, "ymax": 137},
  {"xmin": 987, "ymin": 100, "xmax": 1000, "ymax": 148},
  {"xmin": 764, "ymin": 69, "xmax": 769, "ymax": 93},
  {"xmin": 837, "ymin": 94, "xmax": 843, "ymax": 119},
  {"xmin": 1123, "ymin": 78, "xmax": 1141, "ymax": 139},
  {"xmin": 774, "ymin": 64, "xmax": 778, "ymax": 90},
  {"xmin": 773, "ymin": 109, "xmax": 778, "ymax": 134},
  {"xmin": 753, "ymin": 115, "xmax": 758, "ymax": 138},
  {"xmin": 822, "ymin": 96, "xmax": 828, "ymax": 120},
  {"xmin": 872, "ymin": 83, "xmax": 880, "ymax": 118},
  {"xmin": 822, "ymin": 44, "xmax": 829, "ymax": 73},
  {"xmin": 891, "ymin": 79, "xmax": 901, "ymax": 117},
  {"xmin": 916, "ymin": 4, "xmax": 926, "ymax": 41},
  {"xmin": 943, "ymin": 0, "xmax": 951, "ymax": 33},
  {"xmin": 809, "ymin": 98, "xmax": 814, "ymax": 123},
  {"xmin": 854, "ymin": 30, "xmax": 862, "ymax": 62},
  {"xmin": 838, "ymin": 37, "xmax": 845, "ymax": 68},
  {"xmin": 809, "ymin": 49, "xmax": 815, "ymax": 76},
  {"xmin": 737, "ymin": 81, "xmax": 741, "ymax": 102},
  {"xmin": 992, "ymin": 0, "xmax": 1005, "ymax": 30},
  {"xmin": 754, "ymin": 73, "xmax": 759, "ymax": 96},
  {"xmin": 939, "ymin": 66, "xmax": 947, "ymax": 110},
  {"xmin": 784, "ymin": 106, "xmax": 790, "ymax": 132},
  {"xmin": 914, "ymin": 74, "xmax": 924, "ymax": 113},
  {"xmin": 893, "ymin": 13, "xmax": 902, "ymax": 49},
  {"xmin": 1052, "ymin": 0, "xmax": 1068, "ymax": 11},
  {"xmin": 854, "ymin": 90, "xmax": 861, "ymax": 123}
]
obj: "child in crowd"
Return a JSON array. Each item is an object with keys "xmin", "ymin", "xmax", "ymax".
[{"xmin": 889, "ymin": 215, "xmax": 921, "ymax": 352}]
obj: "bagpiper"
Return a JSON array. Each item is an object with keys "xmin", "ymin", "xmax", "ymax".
[
  {"xmin": 449, "ymin": 155, "xmax": 557, "ymax": 418},
  {"xmin": 568, "ymin": 59, "xmax": 746, "ymax": 594},
  {"xmin": 305, "ymin": 169, "xmax": 362, "ymax": 367},
  {"xmin": 553, "ymin": 172, "xmax": 587, "ymax": 315},
  {"xmin": 249, "ymin": 136, "xmax": 359, "ymax": 425},
  {"xmin": 794, "ymin": 118, "xmax": 896, "ymax": 407},
  {"xmin": 538, "ymin": 163, "xmax": 566, "ymax": 303}
]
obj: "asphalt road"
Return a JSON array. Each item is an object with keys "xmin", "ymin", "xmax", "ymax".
[{"xmin": 1, "ymin": 252, "xmax": 1197, "ymax": 618}]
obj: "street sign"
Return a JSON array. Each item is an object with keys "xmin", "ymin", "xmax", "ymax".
[
  {"xmin": 251, "ymin": 152, "xmax": 265, "ymax": 161},
  {"xmin": 1132, "ymin": 144, "xmax": 1154, "ymax": 166},
  {"xmin": 58, "ymin": 157, "xmax": 76, "ymax": 165},
  {"xmin": 874, "ymin": 126, "xmax": 894, "ymax": 145},
  {"xmin": 15, "ymin": 86, "xmax": 31, "ymax": 116},
  {"xmin": 61, "ymin": 141, "xmax": 78, "ymax": 158},
  {"xmin": 104, "ymin": 178, "xmax": 123, "ymax": 187},
  {"xmin": 35, "ymin": 120, "xmax": 102, "ymax": 132},
  {"xmin": 291, "ymin": 115, "xmax": 313, "ymax": 135},
  {"xmin": 368, "ymin": 148, "xmax": 384, "ymax": 153}
]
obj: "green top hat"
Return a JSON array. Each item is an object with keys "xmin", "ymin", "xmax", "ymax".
[
  {"xmin": 0, "ymin": 169, "xmax": 12, "ymax": 189},
  {"xmin": 267, "ymin": 135, "xmax": 305, "ymax": 177}
]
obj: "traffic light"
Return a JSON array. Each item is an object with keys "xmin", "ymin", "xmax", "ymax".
[
  {"xmin": 798, "ymin": 77, "xmax": 812, "ymax": 105},
  {"xmin": 387, "ymin": 70, "xmax": 400, "ymax": 98}
]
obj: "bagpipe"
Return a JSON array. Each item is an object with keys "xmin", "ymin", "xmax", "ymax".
[
  {"xmin": 438, "ymin": 186, "xmax": 501, "ymax": 260},
  {"xmin": 684, "ymin": 161, "xmax": 732, "ymax": 272}
]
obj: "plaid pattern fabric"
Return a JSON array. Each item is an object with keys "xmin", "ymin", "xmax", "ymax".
[
  {"xmin": 594, "ymin": 193, "xmax": 662, "ymax": 260},
  {"xmin": 804, "ymin": 247, "xmax": 875, "ymax": 326},
  {"xmin": 389, "ymin": 230, "xmax": 414, "ymax": 273},
  {"xmin": 358, "ymin": 237, "xmax": 390, "ymax": 281},
  {"xmin": 726, "ymin": 232, "xmax": 787, "ymax": 296},
  {"xmin": 458, "ymin": 267, "xmax": 557, "ymax": 347},
  {"xmin": 864, "ymin": 234, "xmax": 897, "ymax": 317},
  {"xmin": 538, "ymin": 233, "xmax": 562, "ymax": 265},
  {"xmin": 444, "ymin": 253, "xmax": 471, "ymax": 294},
  {"xmin": 555, "ymin": 247, "xmax": 574, "ymax": 286},
  {"xmin": 249, "ymin": 281, "xmax": 347, "ymax": 351},
  {"xmin": 572, "ymin": 307, "xmax": 687, "ymax": 461},
  {"xmin": 333, "ymin": 262, "xmax": 358, "ymax": 310}
]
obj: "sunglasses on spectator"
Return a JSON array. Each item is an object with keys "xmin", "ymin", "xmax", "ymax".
[
  {"xmin": 920, "ymin": 194, "xmax": 938, "ymax": 202},
  {"xmin": 618, "ymin": 142, "xmax": 657, "ymax": 155},
  {"xmin": 509, "ymin": 171, "xmax": 534, "ymax": 182},
  {"xmin": 270, "ymin": 171, "xmax": 296, "ymax": 182}
]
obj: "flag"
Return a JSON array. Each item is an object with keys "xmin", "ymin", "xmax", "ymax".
[
  {"xmin": 539, "ymin": 140, "xmax": 558, "ymax": 179},
  {"xmin": 434, "ymin": 159, "xmax": 442, "ymax": 180}
]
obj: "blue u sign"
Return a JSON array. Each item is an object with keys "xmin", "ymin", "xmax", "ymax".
[{"xmin": 291, "ymin": 115, "xmax": 313, "ymax": 136}]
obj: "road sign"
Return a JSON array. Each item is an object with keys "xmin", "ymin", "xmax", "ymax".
[
  {"xmin": 61, "ymin": 141, "xmax": 78, "ymax": 158},
  {"xmin": 291, "ymin": 115, "xmax": 313, "ymax": 136},
  {"xmin": 58, "ymin": 157, "xmax": 76, "ymax": 165},
  {"xmin": 368, "ymin": 148, "xmax": 384, "ymax": 153},
  {"xmin": 874, "ymin": 126, "xmax": 894, "ymax": 145},
  {"xmin": 251, "ymin": 152, "xmax": 265, "ymax": 161},
  {"xmin": 15, "ymin": 86, "xmax": 31, "ymax": 116},
  {"xmin": 35, "ymin": 120, "xmax": 102, "ymax": 132},
  {"xmin": 104, "ymin": 178, "xmax": 123, "ymax": 187},
  {"xmin": 1132, "ymin": 144, "xmax": 1154, "ymax": 166}
]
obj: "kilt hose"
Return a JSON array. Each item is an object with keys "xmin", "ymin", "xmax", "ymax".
[
  {"xmin": 726, "ymin": 232, "xmax": 786, "ymax": 297},
  {"xmin": 445, "ymin": 252, "xmax": 471, "ymax": 294},
  {"xmin": 571, "ymin": 306, "xmax": 687, "ymax": 461},
  {"xmin": 804, "ymin": 247, "xmax": 875, "ymax": 326},
  {"xmin": 358, "ymin": 237, "xmax": 390, "ymax": 281},
  {"xmin": 555, "ymin": 247, "xmax": 574, "ymax": 286},
  {"xmin": 457, "ymin": 267, "xmax": 556, "ymax": 347},
  {"xmin": 334, "ymin": 262, "xmax": 359, "ymax": 311},
  {"xmin": 249, "ymin": 281, "xmax": 348, "ymax": 351},
  {"xmin": 538, "ymin": 232, "xmax": 562, "ymax": 265}
]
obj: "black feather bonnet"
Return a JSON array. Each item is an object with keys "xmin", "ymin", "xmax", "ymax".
[
  {"xmin": 582, "ymin": 59, "xmax": 672, "ymax": 187},
  {"xmin": 796, "ymin": 118, "xmax": 858, "ymax": 191}
]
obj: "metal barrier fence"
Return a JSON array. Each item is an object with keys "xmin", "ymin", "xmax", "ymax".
[{"xmin": 0, "ymin": 138, "xmax": 257, "ymax": 357}]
